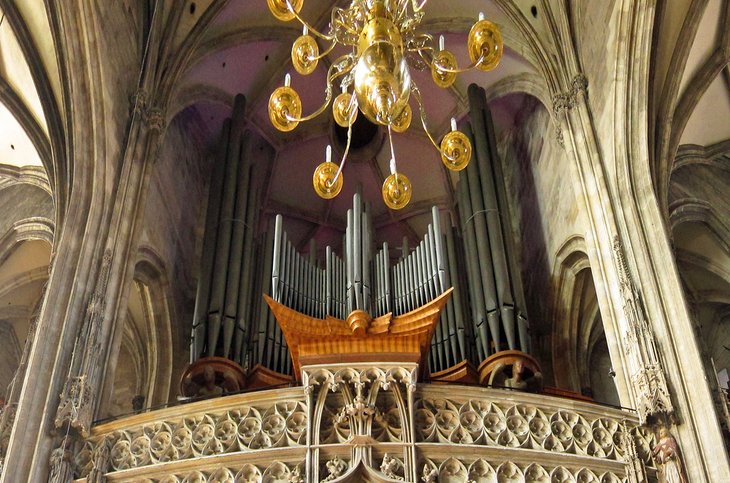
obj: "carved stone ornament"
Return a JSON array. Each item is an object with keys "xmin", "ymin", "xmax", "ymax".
[
  {"xmin": 54, "ymin": 376, "xmax": 94, "ymax": 437},
  {"xmin": 48, "ymin": 435, "xmax": 76, "ymax": 483},
  {"xmin": 72, "ymin": 372, "xmax": 652, "ymax": 481},
  {"xmin": 75, "ymin": 400, "xmax": 307, "ymax": 477},
  {"xmin": 131, "ymin": 89, "xmax": 147, "ymax": 115},
  {"xmin": 322, "ymin": 456, "xmax": 348, "ymax": 481},
  {"xmin": 551, "ymin": 73, "xmax": 589, "ymax": 146},
  {"xmin": 0, "ymin": 402, "xmax": 16, "ymax": 459},
  {"xmin": 420, "ymin": 457, "xmax": 626, "ymax": 482},
  {"xmin": 144, "ymin": 107, "xmax": 166, "ymax": 133},
  {"xmin": 86, "ymin": 435, "xmax": 112, "ymax": 483},
  {"xmin": 303, "ymin": 363, "xmax": 418, "ymax": 481},
  {"xmin": 613, "ymin": 236, "xmax": 674, "ymax": 424},
  {"xmin": 621, "ymin": 422, "xmax": 649, "ymax": 483},
  {"xmin": 55, "ymin": 250, "xmax": 113, "ymax": 437}
]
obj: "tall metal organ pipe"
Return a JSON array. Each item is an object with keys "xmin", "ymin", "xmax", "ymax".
[
  {"xmin": 455, "ymin": 84, "xmax": 532, "ymax": 362},
  {"xmin": 188, "ymin": 95, "xmax": 285, "ymax": 371}
]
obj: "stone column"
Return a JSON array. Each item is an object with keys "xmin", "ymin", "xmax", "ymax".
[
  {"xmin": 541, "ymin": 0, "xmax": 730, "ymax": 478},
  {"xmin": 2, "ymin": 82, "xmax": 166, "ymax": 483}
]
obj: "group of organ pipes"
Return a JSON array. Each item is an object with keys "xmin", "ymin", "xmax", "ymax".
[
  {"xmin": 271, "ymin": 196, "xmax": 469, "ymax": 372},
  {"xmin": 187, "ymin": 85, "xmax": 532, "ymax": 383}
]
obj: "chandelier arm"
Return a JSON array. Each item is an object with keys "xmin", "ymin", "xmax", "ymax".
[
  {"xmin": 310, "ymin": 40, "xmax": 337, "ymax": 61},
  {"xmin": 285, "ymin": 56, "xmax": 355, "ymax": 123},
  {"xmin": 411, "ymin": 84, "xmax": 447, "ymax": 155},
  {"xmin": 413, "ymin": 46, "xmax": 435, "ymax": 65},
  {"xmin": 396, "ymin": 0, "xmax": 410, "ymax": 22},
  {"xmin": 431, "ymin": 52, "xmax": 487, "ymax": 74},
  {"xmin": 331, "ymin": 8, "xmax": 361, "ymax": 38},
  {"xmin": 330, "ymin": 109, "xmax": 355, "ymax": 187},
  {"xmin": 411, "ymin": 0, "xmax": 428, "ymax": 12},
  {"xmin": 284, "ymin": 0, "xmax": 335, "ymax": 41}
]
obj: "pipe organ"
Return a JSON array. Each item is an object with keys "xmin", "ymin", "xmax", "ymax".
[
  {"xmin": 185, "ymin": 84, "xmax": 536, "ymax": 392},
  {"xmin": 272, "ymin": 195, "xmax": 449, "ymax": 319}
]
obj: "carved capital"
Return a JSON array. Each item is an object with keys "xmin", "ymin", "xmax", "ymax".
[
  {"xmin": 144, "ymin": 107, "xmax": 166, "ymax": 133},
  {"xmin": 130, "ymin": 89, "xmax": 147, "ymax": 115},
  {"xmin": 552, "ymin": 92, "xmax": 572, "ymax": 117},
  {"xmin": 551, "ymin": 73, "xmax": 589, "ymax": 146},
  {"xmin": 570, "ymin": 73, "xmax": 589, "ymax": 100}
]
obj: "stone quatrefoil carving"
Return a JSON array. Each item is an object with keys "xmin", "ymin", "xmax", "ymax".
[
  {"xmin": 75, "ymin": 401, "xmax": 307, "ymax": 476},
  {"xmin": 74, "ymin": 384, "xmax": 654, "ymax": 481},
  {"xmin": 414, "ymin": 398, "xmax": 655, "ymax": 465},
  {"xmin": 420, "ymin": 458, "xmax": 624, "ymax": 482},
  {"xmin": 118, "ymin": 462, "xmax": 305, "ymax": 483}
]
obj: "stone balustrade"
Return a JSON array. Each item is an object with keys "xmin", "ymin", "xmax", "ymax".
[{"xmin": 74, "ymin": 373, "xmax": 655, "ymax": 482}]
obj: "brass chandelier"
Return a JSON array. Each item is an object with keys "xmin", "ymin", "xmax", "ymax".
[{"xmin": 267, "ymin": 0, "xmax": 503, "ymax": 209}]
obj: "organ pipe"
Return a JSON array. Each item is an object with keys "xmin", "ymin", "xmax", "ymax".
[
  {"xmin": 190, "ymin": 120, "xmax": 229, "ymax": 362},
  {"xmin": 208, "ymin": 96, "xmax": 246, "ymax": 356},
  {"xmin": 452, "ymin": 84, "xmax": 532, "ymax": 363}
]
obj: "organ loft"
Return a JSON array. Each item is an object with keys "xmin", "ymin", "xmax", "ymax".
[{"xmin": 0, "ymin": 1, "xmax": 728, "ymax": 482}]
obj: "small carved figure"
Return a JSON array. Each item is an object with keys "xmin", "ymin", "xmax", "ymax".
[
  {"xmin": 48, "ymin": 436, "xmax": 75, "ymax": 483},
  {"xmin": 323, "ymin": 456, "xmax": 348, "ymax": 481},
  {"xmin": 289, "ymin": 465, "xmax": 305, "ymax": 483},
  {"xmin": 421, "ymin": 464, "xmax": 438, "ymax": 483},
  {"xmin": 198, "ymin": 365, "xmax": 224, "ymax": 397},
  {"xmin": 380, "ymin": 453, "xmax": 403, "ymax": 480},
  {"xmin": 652, "ymin": 426, "xmax": 688, "ymax": 483},
  {"xmin": 132, "ymin": 395, "xmax": 145, "ymax": 412},
  {"xmin": 489, "ymin": 359, "xmax": 543, "ymax": 392}
]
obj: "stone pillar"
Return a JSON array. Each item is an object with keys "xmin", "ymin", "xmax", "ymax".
[
  {"xmin": 542, "ymin": 0, "xmax": 730, "ymax": 477},
  {"xmin": 1, "ymin": 81, "xmax": 166, "ymax": 481}
]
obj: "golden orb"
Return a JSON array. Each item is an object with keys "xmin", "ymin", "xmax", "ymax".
[
  {"xmin": 333, "ymin": 92, "xmax": 358, "ymax": 127},
  {"xmin": 431, "ymin": 50, "xmax": 458, "ymax": 88},
  {"xmin": 313, "ymin": 162, "xmax": 343, "ymax": 199},
  {"xmin": 268, "ymin": 86, "xmax": 302, "ymax": 132},
  {"xmin": 267, "ymin": 0, "xmax": 303, "ymax": 22},
  {"xmin": 382, "ymin": 172, "xmax": 412, "ymax": 210},
  {"xmin": 468, "ymin": 19, "xmax": 503, "ymax": 72},
  {"xmin": 391, "ymin": 103, "xmax": 412, "ymax": 133},
  {"xmin": 291, "ymin": 34, "xmax": 319, "ymax": 75},
  {"xmin": 354, "ymin": 17, "xmax": 411, "ymax": 125},
  {"xmin": 440, "ymin": 130, "xmax": 472, "ymax": 171}
]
